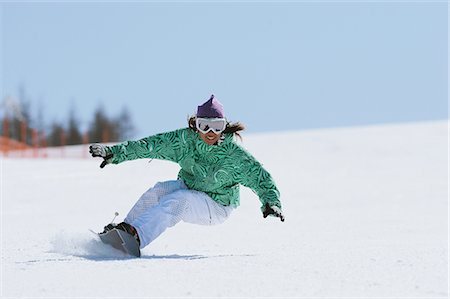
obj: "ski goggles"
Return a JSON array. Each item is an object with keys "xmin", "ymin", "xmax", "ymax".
[{"xmin": 195, "ymin": 117, "xmax": 227, "ymax": 134}]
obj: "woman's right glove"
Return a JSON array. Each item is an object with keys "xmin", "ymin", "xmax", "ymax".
[{"xmin": 89, "ymin": 144, "xmax": 113, "ymax": 168}]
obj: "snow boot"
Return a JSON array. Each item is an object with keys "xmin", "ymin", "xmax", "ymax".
[{"xmin": 102, "ymin": 222, "xmax": 141, "ymax": 246}]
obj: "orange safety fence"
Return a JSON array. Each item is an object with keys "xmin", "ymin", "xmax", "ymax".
[
  {"xmin": 0, "ymin": 137, "xmax": 93, "ymax": 159},
  {"xmin": 0, "ymin": 136, "xmax": 31, "ymax": 152},
  {"xmin": 1, "ymin": 119, "xmax": 111, "ymax": 159}
]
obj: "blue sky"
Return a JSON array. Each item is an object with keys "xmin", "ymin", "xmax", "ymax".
[{"xmin": 1, "ymin": 1, "xmax": 448, "ymax": 137}]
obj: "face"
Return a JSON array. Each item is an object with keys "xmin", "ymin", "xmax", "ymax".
[{"xmin": 199, "ymin": 131, "xmax": 221, "ymax": 146}]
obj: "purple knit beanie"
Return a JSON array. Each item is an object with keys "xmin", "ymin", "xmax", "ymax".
[{"xmin": 197, "ymin": 94, "xmax": 225, "ymax": 118}]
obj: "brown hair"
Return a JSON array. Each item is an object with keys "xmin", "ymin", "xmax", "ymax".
[{"xmin": 188, "ymin": 116, "xmax": 245, "ymax": 140}]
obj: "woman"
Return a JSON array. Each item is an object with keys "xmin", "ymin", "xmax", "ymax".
[{"xmin": 89, "ymin": 95, "xmax": 284, "ymax": 249}]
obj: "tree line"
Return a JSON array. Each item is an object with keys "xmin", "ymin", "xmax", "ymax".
[{"xmin": 1, "ymin": 94, "xmax": 135, "ymax": 147}]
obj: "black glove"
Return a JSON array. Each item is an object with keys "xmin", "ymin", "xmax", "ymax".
[
  {"xmin": 89, "ymin": 144, "xmax": 113, "ymax": 168},
  {"xmin": 262, "ymin": 202, "xmax": 285, "ymax": 222}
]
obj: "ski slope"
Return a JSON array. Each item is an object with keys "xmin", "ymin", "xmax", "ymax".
[{"xmin": 1, "ymin": 120, "xmax": 448, "ymax": 298}]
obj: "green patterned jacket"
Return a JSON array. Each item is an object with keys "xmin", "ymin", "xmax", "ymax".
[{"xmin": 106, "ymin": 128, "xmax": 281, "ymax": 209}]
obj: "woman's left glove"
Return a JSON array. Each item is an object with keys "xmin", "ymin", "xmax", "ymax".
[
  {"xmin": 262, "ymin": 203, "xmax": 285, "ymax": 222},
  {"xmin": 89, "ymin": 144, "xmax": 113, "ymax": 168}
]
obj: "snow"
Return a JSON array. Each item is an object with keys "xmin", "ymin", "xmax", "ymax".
[{"xmin": 1, "ymin": 120, "xmax": 448, "ymax": 298}]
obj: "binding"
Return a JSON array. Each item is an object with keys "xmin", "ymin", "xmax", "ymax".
[{"xmin": 100, "ymin": 212, "xmax": 141, "ymax": 246}]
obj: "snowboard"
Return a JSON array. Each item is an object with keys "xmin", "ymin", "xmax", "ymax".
[{"xmin": 94, "ymin": 228, "xmax": 141, "ymax": 257}]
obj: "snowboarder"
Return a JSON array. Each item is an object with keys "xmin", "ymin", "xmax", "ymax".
[{"xmin": 89, "ymin": 95, "xmax": 284, "ymax": 250}]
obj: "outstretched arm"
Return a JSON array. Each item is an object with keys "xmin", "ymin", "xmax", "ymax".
[{"xmin": 89, "ymin": 129, "xmax": 191, "ymax": 167}]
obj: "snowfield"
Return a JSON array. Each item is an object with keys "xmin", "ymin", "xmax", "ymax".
[{"xmin": 1, "ymin": 120, "xmax": 448, "ymax": 298}]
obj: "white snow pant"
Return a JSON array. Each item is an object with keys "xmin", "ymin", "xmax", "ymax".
[{"xmin": 124, "ymin": 180, "xmax": 234, "ymax": 248}]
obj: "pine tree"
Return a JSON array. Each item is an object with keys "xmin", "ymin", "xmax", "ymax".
[
  {"xmin": 66, "ymin": 106, "xmax": 82, "ymax": 145},
  {"xmin": 48, "ymin": 121, "xmax": 65, "ymax": 146},
  {"xmin": 89, "ymin": 104, "xmax": 113, "ymax": 143},
  {"xmin": 116, "ymin": 106, "xmax": 135, "ymax": 141}
]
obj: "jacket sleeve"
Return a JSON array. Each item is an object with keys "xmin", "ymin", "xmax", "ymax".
[
  {"xmin": 106, "ymin": 128, "xmax": 190, "ymax": 164},
  {"xmin": 236, "ymin": 148, "xmax": 282, "ymax": 210}
]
